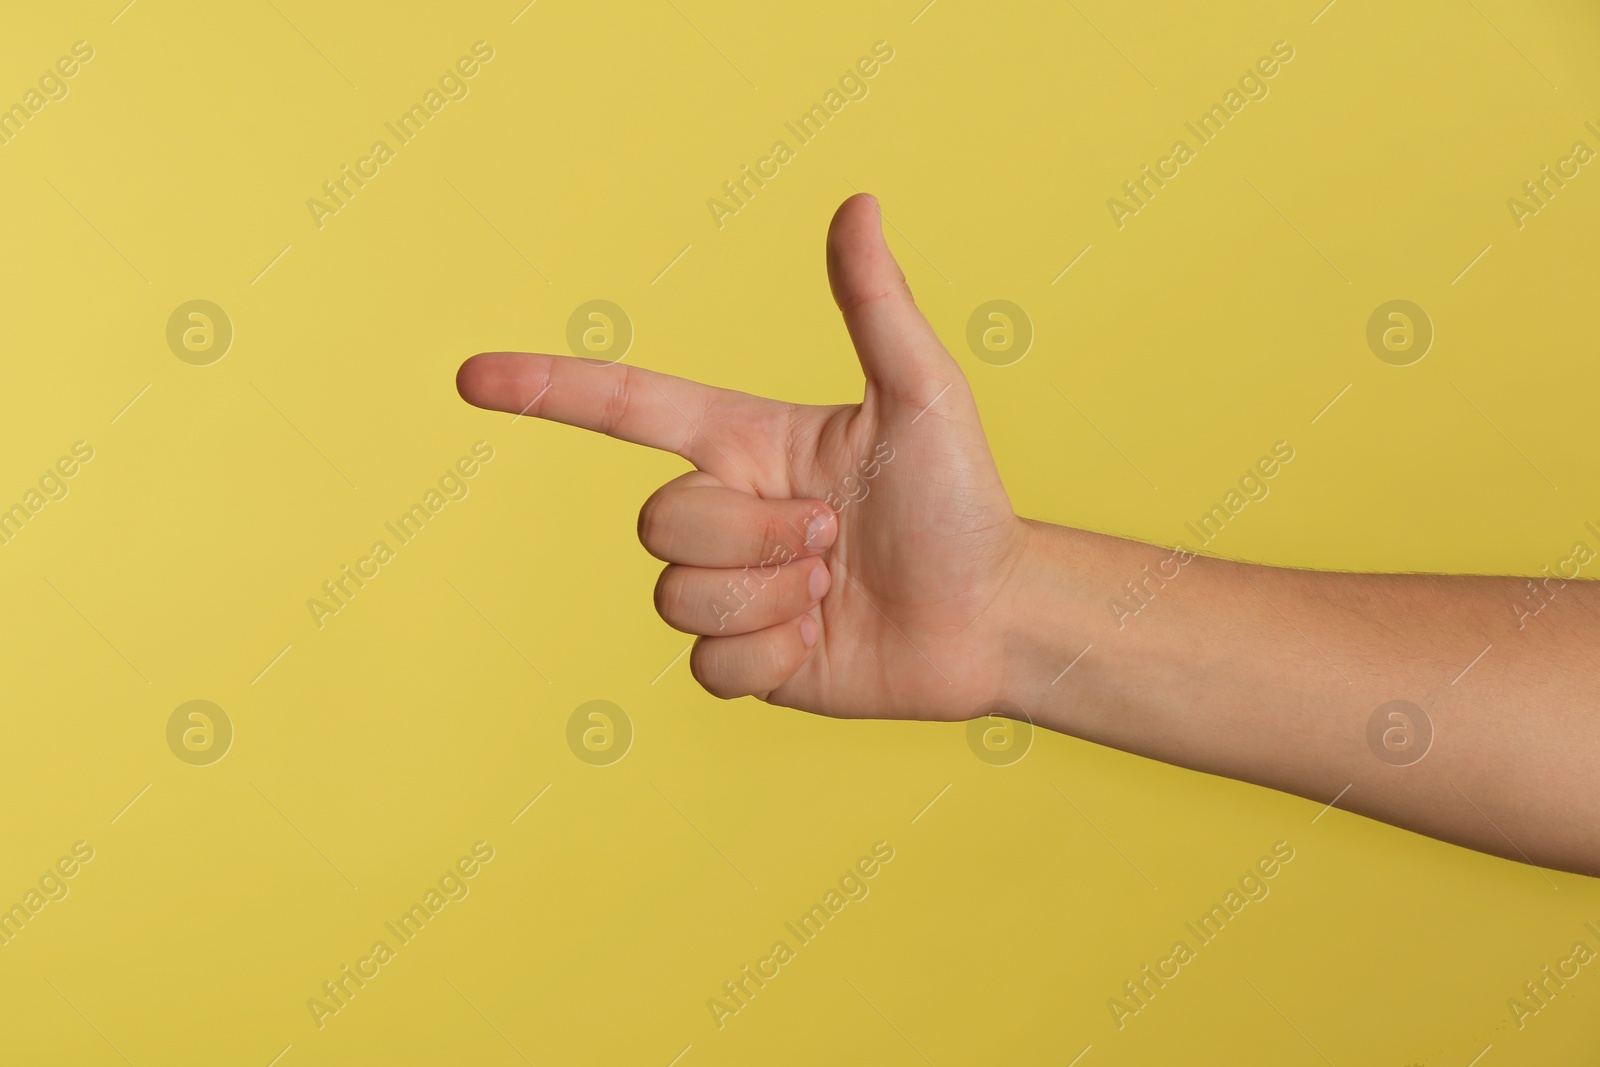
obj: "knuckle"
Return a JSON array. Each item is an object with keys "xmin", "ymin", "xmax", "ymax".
[
  {"xmin": 636, "ymin": 492, "xmax": 674, "ymax": 558},
  {"xmin": 690, "ymin": 641, "xmax": 737, "ymax": 700},
  {"xmin": 597, "ymin": 365, "xmax": 635, "ymax": 438},
  {"xmin": 653, "ymin": 567, "xmax": 689, "ymax": 627}
]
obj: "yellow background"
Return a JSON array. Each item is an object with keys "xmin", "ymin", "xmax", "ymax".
[{"xmin": 2, "ymin": 0, "xmax": 1598, "ymax": 1063}]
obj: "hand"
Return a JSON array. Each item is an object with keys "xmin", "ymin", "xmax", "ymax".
[
  {"xmin": 456, "ymin": 194, "xmax": 1033, "ymax": 720},
  {"xmin": 458, "ymin": 195, "xmax": 1600, "ymax": 877}
]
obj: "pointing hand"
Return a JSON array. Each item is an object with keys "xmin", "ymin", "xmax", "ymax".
[{"xmin": 457, "ymin": 194, "xmax": 1031, "ymax": 718}]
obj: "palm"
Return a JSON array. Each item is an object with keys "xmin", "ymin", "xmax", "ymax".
[
  {"xmin": 459, "ymin": 195, "xmax": 1026, "ymax": 720},
  {"xmin": 767, "ymin": 392, "xmax": 1022, "ymax": 718}
]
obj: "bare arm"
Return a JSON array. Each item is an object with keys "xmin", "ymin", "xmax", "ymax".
[
  {"xmin": 1000, "ymin": 523, "xmax": 1600, "ymax": 876},
  {"xmin": 457, "ymin": 193, "xmax": 1600, "ymax": 879}
]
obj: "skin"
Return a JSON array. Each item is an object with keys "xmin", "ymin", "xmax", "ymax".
[{"xmin": 457, "ymin": 194, "xmax": 1600, "ymax": 879}]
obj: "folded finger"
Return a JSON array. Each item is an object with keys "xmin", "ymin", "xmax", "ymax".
[
  {"xmin": 691, "ymin": 615, "xmax": 818, "ymax": 700},
  {"xmin": 655, "ymin": 557, "xmax": 830, "ymax": 636},
  {"xmin": 639, "ymin": 473, "xmax": 837, "ymax": 567}
]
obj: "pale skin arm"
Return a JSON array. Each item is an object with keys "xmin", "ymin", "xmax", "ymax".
[{"xmin": 456, "ymin": 194, "xmax": 1600, "ymax": 879}]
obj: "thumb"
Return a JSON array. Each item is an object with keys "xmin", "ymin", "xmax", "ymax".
[{"xmin": 826, "ymin": 193, "xmax": 961, "ymax": 407}]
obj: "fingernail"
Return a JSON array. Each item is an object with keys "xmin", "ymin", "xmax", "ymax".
[
  {"xmin": 863, "ymin": 193, "xmax": 879, "ymax": 211},
  {"xmin": 804, "ymin": 512, "xmax": 834, "ymax": 548},
  {"xmin": 808, "ymin": 562, "xmax": 830, "ymax": 601},
  {"xmin": 799, "ymin": 614, "xmax": 818, "ymax": 647}
]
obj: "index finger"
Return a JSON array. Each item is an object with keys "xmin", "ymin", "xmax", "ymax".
[{"xmin": 456, "ymin": 351, "xmax": 774, "ymax": 470}]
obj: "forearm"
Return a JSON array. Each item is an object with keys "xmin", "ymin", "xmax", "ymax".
[{"xmin": 1002, "ymin": 520, "xmax": 1600, "ymax": 877}]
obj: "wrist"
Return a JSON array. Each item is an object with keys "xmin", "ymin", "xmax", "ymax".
[
  {"xmin": 992, "ymin": 519, "xmax": 1192, "ymax": 738},
  {"xmin": 992, "ymin": 519, "xmax": 1106, "ymax": 723}
]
